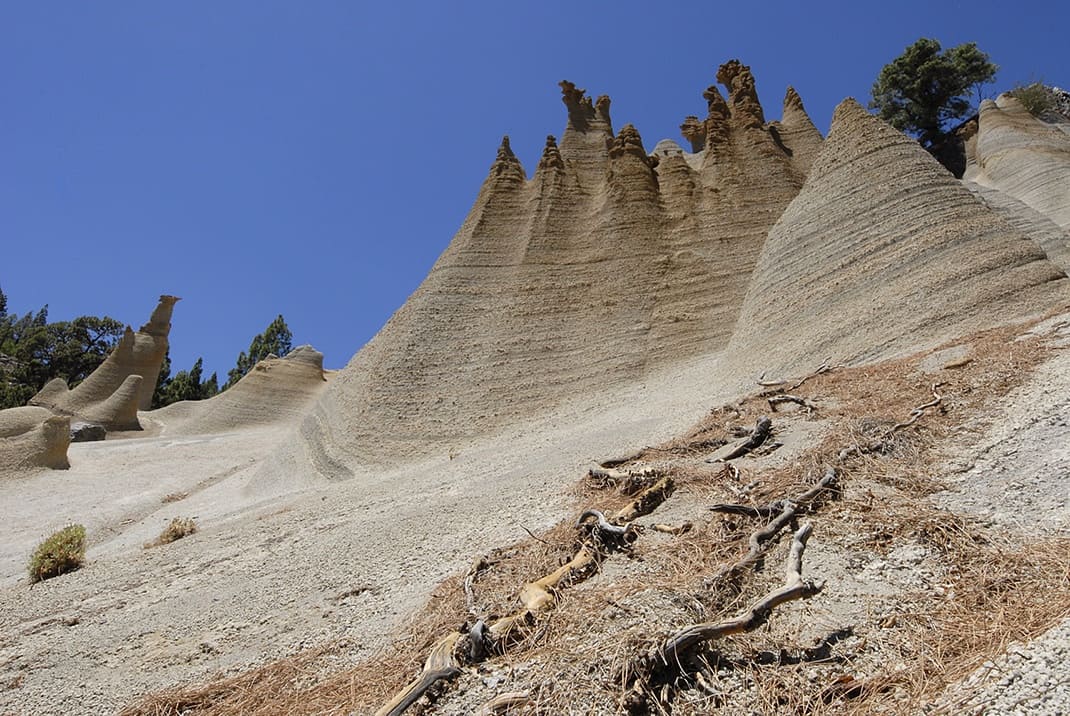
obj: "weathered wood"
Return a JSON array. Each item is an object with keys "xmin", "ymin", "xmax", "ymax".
[
  {"xmin": 713, "ymin": 500, "xmax": 797, "ymax": 580},
  {"xmin": 614, "ymin": 475, "xmax": 674, "ymax": 522},
  {"xmin": 479, "ymin": 691, "xmax": 533, "ymax": 714},
  {"xmin": 375, "ymin": 633, "xmax": 461, "ymax": 716},
  {"xmin": 657, "ymin": 523, "xmax": 821, "ymax": 664},
  {"xmin": 768, "ymin": 393, "xmax": 816, "ymax": 414},
  {"xmin": 706, "ymin": 416, "xmax": 773, "ymax": 463},
  {"xmin": 888, "ymin": 382, "xmax": 944, "ymax": 434}
]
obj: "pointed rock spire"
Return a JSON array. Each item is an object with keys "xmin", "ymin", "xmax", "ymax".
[
  {"xmin": 139, "ymin": 295, "xmax": 179, "ymax": 338},
  {"xmin": 782, "ymin": 87, "xmax": 815, "ymax": 128},
  {"xmin": 608, "ymin": 123, "xmax": 651, "ymax": 162},
  {"xmin": 490, "ymin": 135, "xmax": 526, "ymax": 180},
  {"xmin": 607, "ymin": 124, "xmax": 659, "ymax": 198},
  {"xmin": 774, "ymin": 86, "xmax": 823, "ymax": 174},
  {"xmin": 716, "ymin": 60, "xmax": 765, "ymax": 128},
  {"xmin": 559, "ymin": 80, "xmax": 612, "ymax": 134},
  {"xmin": 702, "ymin": 85, "xmax": 731, "ymax": 146},
  {"xmin": 537, "ymin": 134, "xmax": 565, "ymax": 172}
]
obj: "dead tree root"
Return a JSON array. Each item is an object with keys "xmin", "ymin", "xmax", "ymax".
[{"xmin": 621, "ymin": 523, "xmax": 823, "ymax": 714}]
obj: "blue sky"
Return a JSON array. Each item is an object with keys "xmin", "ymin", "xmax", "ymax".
[{"xmin": 2, "ymin": 1, "xmax": 1066, "ymax": 380}]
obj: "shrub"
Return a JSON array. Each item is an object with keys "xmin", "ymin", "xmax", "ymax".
[
  {"xmin": 145, "ymin": 517, "xmax": 197, "ymax": 548},
  {"xmin": 28, "ymin": 524, "xmax": 86, "ymax": 583},
  {"xmin": 1007, "ymin": 81, "xmax": 1057, "ymax": 118}
]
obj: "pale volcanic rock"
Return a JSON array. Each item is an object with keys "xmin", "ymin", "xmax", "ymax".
[
  {"xmin": 768, "ymin": 86, "xmax": 824, "ymax": 175},
  {"xmin": 153, "ymin": 345, "xmax": 328, "ymax": 436},
  {"xmin": 30, "ymin": 296, "xmax": 177, "ymax": 430},
  {"xmin": 290, "ymin": 61, "xmax": 819, "ymax": 473},
  {"xmin": 722, "ymin": 98, "xmax": 1070, "ymax": 381},
  {"xmin": 0, "ymin": 406, "xmax": 70, "ymax": 472},
  {"xmin": 966, "ymin": 181, "xmax": 1070, "ymax": 272},
  {"xmin": 967, "ymin": 94, "xmax": 1070, "ymax": 231}
]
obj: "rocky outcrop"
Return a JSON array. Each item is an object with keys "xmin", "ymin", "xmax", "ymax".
[
  {"xmin": 290, "ymin": 60, "xmax": 822, "ymax": 474},
  {"xmin": 966, "ymin": 94, "xmax": 1070, "ymax": 232},
  {"xmin": 722, "ymin": 98, "xmax": 1070, "ymax": 381},
  {"xmin": 0, "ymin": 406, "xmax": 70, "ymax": 472},
  {"xmin": 30, "ymin": 296, "xmax": 177, "ymax": 430},
  {"xmin": 155, "ymin": 346, "xmax": 328, "ymax": 436},
  {"xmin": 768, "ymin": 86, "xmax": 824, "ymax": 175}
]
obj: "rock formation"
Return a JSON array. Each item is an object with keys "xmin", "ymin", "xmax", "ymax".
[
  {"xmin": 965, "ymin": 94, "xmax": 1070, "ymax": 232},
  {"xmin": 30, "ymin": 296, "xmax": 177, "ymax": 431},
  {"xmin": 292, "ymin": 61, "xmax": 824, "ymax": 474},
  {"xmin": 0, "ymin": 406, "xmax": 70, "ymax": 472},
  {"xmin": 722, "ymin": 98, "xmax": 1070, "ymax": 381},
  {"xmin": 155, "ymin": 346, "xmax": 328, "ymax": 436}
]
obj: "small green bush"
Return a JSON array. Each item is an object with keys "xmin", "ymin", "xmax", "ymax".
[
  {"xmin": 28, "ymin": 524, "xmax": 86, "ymax": 583},
  {"xmin": 1008, "ymin": 81, "xmax": 1056, "ymax": 118},
  {"xmin": 145, "ymin": 517, "xmax": 197, "ymax": 548}
]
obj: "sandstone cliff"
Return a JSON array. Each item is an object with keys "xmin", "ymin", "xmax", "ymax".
[
  {"xmin": 294, "ymin": 62, "xmax": 823, "ymax": 473},
  {"xmin": 965, "ymin": 94, "xmax": 1070, "ymax": 232},
  {"xmin": 722, "ymin": 98, "xmax": 1070, "ymax": 380}
]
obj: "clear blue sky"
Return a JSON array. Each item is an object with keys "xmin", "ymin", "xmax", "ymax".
[{"xmin": 2, "ymin": 1, "xmax": 1066, "ymax": 380}]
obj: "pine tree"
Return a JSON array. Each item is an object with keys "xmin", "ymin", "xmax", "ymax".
[
  {"xmin": 870, "ymin": 38, "xmax": 997, "ymax": 148},
  {"xmin": 224, "ymin": 315, "xmax": 292, "ymax": 389}
]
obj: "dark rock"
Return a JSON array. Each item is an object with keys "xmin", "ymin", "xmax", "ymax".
[{"xmin": 70, "ymin": 422, "xmax": 106, "ymax": 443}]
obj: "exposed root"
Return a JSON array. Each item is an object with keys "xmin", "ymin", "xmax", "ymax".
[
  {"xmin": 374, "ymin": 634, "xmax": 461, "ymax": 716},
  {"xmin": 758, "ymin": 358, "xmax": 841, "ymax": 391},
  {"xmin": 706, "ymin": 416, "xmax": 773, "ymax": 462},
  {"xmin": 622, "ymin": 524, "xmax": 823, "ymax": 714},
  {"xmin": 374, "ymin": 470, "xmax": 676, "ymax": 713},
  {"xmin": 888, "ymin": 382, "xmax": 944, "ymax": 434}
]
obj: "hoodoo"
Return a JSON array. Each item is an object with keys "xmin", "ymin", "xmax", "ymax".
[
  {"xmin": 965, "ymin": 94, "xmax": 1070, "ymax": 232},
  {"xmin": 291, "ymin": 61, "xmax": 822, "ymax": 473},
  {"xmin": 30, "ymin": 296, "xmax": 178, "ymax": 431},
  {"xmin": 722, "ymin": 98, "xmax": 1070, "ymax": 381}
]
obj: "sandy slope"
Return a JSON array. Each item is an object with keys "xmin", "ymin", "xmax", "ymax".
[{"xmin": 0, "ymin": 353, "xmax": 730, "ymax": 715}]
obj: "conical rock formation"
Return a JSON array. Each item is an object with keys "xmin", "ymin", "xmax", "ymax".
[
  {"xmin": 290, "ymin": 61, "xmax": 823, "ymax": 473},
  {"xmin": 722, "ymin": 98, "xmax": 1070, "ymax": 381},
  {"xmin": 965, "ymin": 94, "xmax": 1070, "ymax": 232},
  {"xmin": 30, "ymin": 296, "xmax": 177, "ymax": 430}
]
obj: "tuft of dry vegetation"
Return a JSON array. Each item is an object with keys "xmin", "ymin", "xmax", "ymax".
[
  {"xmin": 161, "ymin": 492, "xmax": 188, "ymax": 504},
  {"xmin": 145, "ymin": 517, "xmax": 198, "ymax": 549},
  {"xmin": 28, "ymin": 524, "xmax": 86, "ymax": 583}
]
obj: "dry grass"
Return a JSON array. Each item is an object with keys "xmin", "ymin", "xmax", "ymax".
[
  {"xmin": 144, "ymin": 517, "xmax": 198, "ymax": 549},
  {"xmin": 122, "ymin": 318, "xmax": 1070, "ymax": 715}
]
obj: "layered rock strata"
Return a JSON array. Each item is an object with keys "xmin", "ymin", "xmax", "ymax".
[
  {"xmin": 296, "ymin": 61, "xmax": 822, "ymax": 473},
  {"xmin": 965, "ymin": 94, "xmax": 1070, "ymax": 231},
  {"xmin": 155, "ymin": 346, "xmax": 328, "ymax": 436},
  {"xmin": 723, "ymin": 99, "xmax": 1070, "ymax": 380},
  {"xmin": 30, "ymin": 296, "xmax": 177, "ymax": 431}
]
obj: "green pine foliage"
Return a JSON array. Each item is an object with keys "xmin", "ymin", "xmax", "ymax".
[
  {"xmin": 224, "ymin": 315, "xmax": 292, "ymax": 389},
  {"xmin": 870, "ymin": 38, "xmax": 997, "ymax": 148},
  {"xmin": 0, "ymin": 286, "xmax": 125, "ymax": 410}
]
